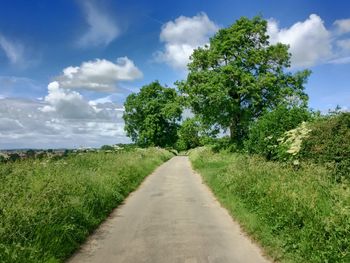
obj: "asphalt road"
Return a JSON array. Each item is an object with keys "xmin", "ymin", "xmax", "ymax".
[{"xmin": 68, "ymin": 156, "xmax": 270, "ymax": 263}]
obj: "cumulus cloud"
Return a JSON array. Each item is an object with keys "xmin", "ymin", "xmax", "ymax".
[
  {"xmin": 156, "ymin": 13, "xmax": 219, "ymax": 70},
  {"xmin": 55, "ymin": 57, "xmax": 143, "ymax": 92},
  {"xmin": 40, "ymin": 81, "xmax": 100, "ymax": 119},
  {"xmin": 0, "ymin": 95, "xmax": 129, "ymax": 149},
  {"xmin": 0, "ymin": 70, "xmax": 131, "ymax": 148},
  {"xmin": 156, "ymin": 13, "xmax": 350, "ymax": 69},
  {"xmin": 77, "ymin": 0, "xmax": 119, "ymax": 47},
  {"xmin": 267, "ymin": 14, "xmax": 350, "ymax": 67},
  {"xmin": 0, "ymin": 55, "xmax": 143, "ymax": 148},
  {"xmin": 0, "ymin": 118, "xmax": 24, "ymax": 131},
  {"xmin": 0, "ymin": 34, "xmax": 25, "ymax": 65},
  {"xmin": 267, "ymin": 14, "xmax": 332, "ymax": 67},
  {"xmin": 336, "ymin": 39, "xmax": 350, "ymax": 51},
  {"xmin": 334, "ymin": 18, "xmax": 350, "ymax": 34}
]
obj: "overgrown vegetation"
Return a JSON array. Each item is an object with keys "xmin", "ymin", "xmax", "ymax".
[
  {"xmin": 0, "ymin": 148, "xmax": 173, "ymax": 263},
  {"xmin": 244, "ymin": 105, "xmax": 312, "ymax": 160},
  {"xmin": 300, "ymin": 112, "xmax": 350, "ymax": 180},
  {"xmin": 190, "ymin": 147, "xmax": 350, "ymax": 263}
]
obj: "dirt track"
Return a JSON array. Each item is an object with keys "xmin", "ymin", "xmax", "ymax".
[{"xmin": 68, "ymin": 156, "xmax": 270, "ymax": 263}]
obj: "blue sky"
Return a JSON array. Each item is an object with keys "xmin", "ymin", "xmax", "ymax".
[{"xmin": 0, "ymin": 0, "xmax": 349, "ymax": 149}]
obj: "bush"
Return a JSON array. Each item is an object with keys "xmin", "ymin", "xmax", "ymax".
[
  {"xmin": 244, "ymin": 105, "xmax": 311, "ymax": 159},
  {"xmin": 100, "ymin": 145, "xmax": 115, "ymax": 151},
  {"xmin": 276, "ymin": 122, "xmax": 312, "ymax": 162},
  {"xmin": 26, "ymin": 149, "xmax": 36, "ymax": 159},
  {"xmin": 300, "ymin": 112, "xmax": 350, "ymax": 180},
  {"xmin": 209, "ymin": 136, "xmax": 237, "ymax": 153},
  {"xmin": 8, "ymin": 153, "xmax": 20, "ymax": 162}
]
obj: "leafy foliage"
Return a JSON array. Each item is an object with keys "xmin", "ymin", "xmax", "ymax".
[
  {"xmin": 100, "ymin": 145, "xmax": 114, "ymax": 151},
  {"xmin": 178, "ymin": 16, "xmax": 310, "ymax": 143},
  {"xmin": 175, "ymin": 118, "xmax": 202, "ymax": 151},
  {"xmin": 300, "ymin": 112, "xmax": 350, "ymax": 179},
  {"xmin": 244, "ymin": 105, "xmax": 311, "ymax": 159},
  {"xmin": 123, "ymin": 81, "xmax": 182, "ymax": 147}
]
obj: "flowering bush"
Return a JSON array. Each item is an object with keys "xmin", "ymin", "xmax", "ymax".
[
  {"xmin": 277, "ymin": 122, "xmax": 312, "ymax": 161},
  {"xmin": 244, "ymin": 105, "xmax": 311, "ymax": 159},
  {"xmin": 300, "ymin": 112, "xmax": 350, "ymax": 180}
]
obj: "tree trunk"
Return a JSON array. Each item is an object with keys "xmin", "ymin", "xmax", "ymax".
[{"xmin": 229, "ymin": 116, "xmax": 239, "ymax": 143}]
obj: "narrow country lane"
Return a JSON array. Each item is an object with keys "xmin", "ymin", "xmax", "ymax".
[{"xmin": 68, "ymin": 156, "xmax": 270, "ymax": 263}]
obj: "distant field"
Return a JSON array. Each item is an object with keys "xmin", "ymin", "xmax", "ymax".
[
  {"xmin": 0, "ymin": 148, "xmax": 173, "ymax": 263},
  {"xmin": 190, "ymin": 147, "xmax": 350, "ymax": 263}
]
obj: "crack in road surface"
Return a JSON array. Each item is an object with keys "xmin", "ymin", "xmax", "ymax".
[{"xmin": 68, "ymin": 156, "xmax": 270, "ymax": 263}]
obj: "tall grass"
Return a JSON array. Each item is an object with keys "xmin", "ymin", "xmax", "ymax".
[
  {"xmin": 190, "ymin": 147, "xmax": 350, "ymax": 263},
  {"xmin": 0, "ymin": 148, "xmax": 173, "ymax": 263}
]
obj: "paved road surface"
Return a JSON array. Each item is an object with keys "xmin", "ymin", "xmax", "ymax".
[{"xmin": 68, "ymin": 156, "xmax": 270, "ymax": 263}]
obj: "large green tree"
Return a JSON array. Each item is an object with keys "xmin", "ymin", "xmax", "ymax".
[
  {"xmin": 178, "ymin": 16, "xmax": 311, "ymax": 143},
  {"xmin": 123, "ymin": 81, "xmax": 182, "ymax": 147}
]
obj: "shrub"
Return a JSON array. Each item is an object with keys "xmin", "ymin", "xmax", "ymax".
[
  {"xmin": 244, "ymin": 105, "xmax": 311, "ymax": 159},
  {"xmin": 8, "ymin": 153, "xmax": 20, "ymax": 162},
  {"xmin": 26, "ymin": 149, "xmax": 36, "ymax": 159},
  {"xmin": 276, "ymin": 121, "xmax": 312, "ymax": 162},
  {"xmin": 100, "ymin": 145, "xmax": 115, "ymax": 151},
  {"xmin": 300, "ymin": 112, "xmax": 350, "ymax": 180},
  {"xmin": 209, "ymin": 136, "xmax": 235, "ymax": 153}
]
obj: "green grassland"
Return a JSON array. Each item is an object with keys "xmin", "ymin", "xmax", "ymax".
[
  {"xmin": 190, "ymin": 147, "xmax": 350, "ymax": 263},
  {"xmin": 0, "ymin": 148, "xmax": 173, "ymax": 263}
]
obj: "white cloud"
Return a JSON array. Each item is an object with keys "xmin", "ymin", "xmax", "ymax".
[
  {"xmin": 0, "ymin": 95, "xmax": 129, "ymax": 149},
  {"xmin": 267, "ymin": 14, "xmax": 332, "ymax": 67},
  {"xmin": 0, "ymin": 34, "xmax": 25, "ymax": 65},
  {"xmin": 89, "ymin": 96, "xmax": 112, "ymax": 105},
  {"xmin": 55, "ymin": 57, "xmax": 143, "ymax": 92},
  {"xmin": 77, "ymin": 0, "xmax": 119, "ymax": 47},
  {"xmin": 4, "ymin": 55, "xmax": 143, "ymax": 148},
  {"xmin": 156, "ymin": 13, "xmax": 219, "ymax": 70},
  {"xmin": 334, "ymin": 18, "xmax": 350, "ymax": 34},
  {"xmin": 156, "ymin": 13, "xmax": 350, "ymax": 69},
  {"xmin": 0, "ymin": 118, "xmax": 24, "ymax": 131},
  {"xmin": 0, "ymin": 73, "xmax": 131, "ymax": 148},
  {"xmin": 41, "ymin": 81, "xmax": 99, "ymax": 119},
  {"xmin": 336, "ymin": 39, "xmax": 350, "ymax": 51},
  {"xmin": 328, "ymin": 56, "xmax": 350, "ymax": 64}
]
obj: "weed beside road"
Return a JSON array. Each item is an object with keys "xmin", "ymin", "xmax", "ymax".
[
  {"xmin": 190, "ymin": 147, "xmax": 350, "ymax": 263},
  {"xmin": 0, "ymin": 148, "xmax": 173, "ymax": 263}
]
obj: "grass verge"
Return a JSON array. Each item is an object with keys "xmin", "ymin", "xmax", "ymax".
[
  {"xmin": 0, "ymin": 147, "xmax": 173, "ymax": 263},
  {"xmin": 189, "ymin": 147, "xmax": 350, "ymax": 263}
]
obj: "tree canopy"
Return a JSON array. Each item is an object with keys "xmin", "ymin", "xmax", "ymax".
[
  {"xmin": 178, "ymin": 16, "xmax": 311, "ymax": 143},
  {"xmin": 123, "ymin": 81, "xmax": 182, "ymax": 147},
  {"xmin": 175, "ymin": 118, "xmax": 201, "ymax": 151}
]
